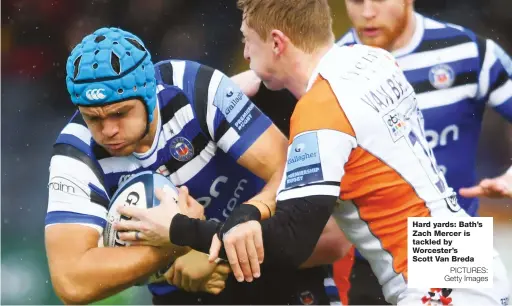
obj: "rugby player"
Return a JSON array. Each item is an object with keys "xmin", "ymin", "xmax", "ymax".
[
  {"xmin": 44, "ymin": 27, "xmax": 348, "ymax": 305},
  {"xmin": 231, "ymin": 0, "xmax": 512, "ymax": 303},
  {"xmin": 113, "ymin": 0, "xmax": 510, "ymax": 305}
]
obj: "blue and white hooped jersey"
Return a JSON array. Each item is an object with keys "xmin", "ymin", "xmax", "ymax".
[
  {"xmin": 45, "ymin": 59, "xmax": 272, "ymax": 295},
  {"xmin": 338, "ymin": 13, "xmax": 512, "ymax": 217}
]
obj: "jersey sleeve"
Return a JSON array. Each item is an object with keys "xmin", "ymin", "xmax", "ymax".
[
  {"xmin": 276, "ymin": 79, "xmax": 357, "ymax": 201},
  {"xmin": 478, "ymin": 38, "xmax": 512, "ymax": 121},
  {"xmin": 205, "ymin": 69, "xmax": 273, "ymax": 160},
  {"xmin": 46, "ymin": 120, "xmax": 110, "ymax": 234}
]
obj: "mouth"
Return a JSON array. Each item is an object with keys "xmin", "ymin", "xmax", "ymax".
[
  {"xmin": 362, "ymin": 27, "xmax": 381, "ymax": 37},
  {"xmin": 106, "ymin": 142, "xmax": 126, "ymax": 151}
]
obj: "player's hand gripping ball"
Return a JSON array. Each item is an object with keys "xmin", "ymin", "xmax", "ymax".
[{"xmin": 103, "ymin": 170, "xmax": 179, "ymax": 284}]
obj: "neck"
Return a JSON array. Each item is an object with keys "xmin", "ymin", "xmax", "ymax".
[
  {"xmin": 389, "ymin": 10, "xmax": 416, "ymax": 52},
  {"xmin": 284, "ymin": 42, "xmax": 334, "ymax": 99},
  {"xmin": 134, "ymin": 106, "xmax": 159, "ymax": 154}
]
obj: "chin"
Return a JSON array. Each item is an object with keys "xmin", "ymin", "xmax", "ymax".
[{"xmin": 262, "ymin": 79, "xmax": 285, "ymax": 91}]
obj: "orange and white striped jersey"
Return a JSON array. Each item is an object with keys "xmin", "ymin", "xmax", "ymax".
[{"xmin": 276, "ymin": 44, "xmax": 470, "ymax": 304}]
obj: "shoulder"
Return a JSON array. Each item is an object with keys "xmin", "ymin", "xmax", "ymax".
[
  {"xmin": 336, "ymin": 29, "xmax": 357, "ymax": 47},
  {"xmin": 290, "ymin": 77, "xmax": 354, "ymax": 139}
]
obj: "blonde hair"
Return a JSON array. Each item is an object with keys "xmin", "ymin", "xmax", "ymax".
[{"xmin": 237, "ymin": 0, "xmax": 334, "ymax": 53}]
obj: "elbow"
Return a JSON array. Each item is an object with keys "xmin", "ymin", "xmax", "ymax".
[{"xmin": 52, "ymin": 274, "xmax": 97, "ymax": 305}]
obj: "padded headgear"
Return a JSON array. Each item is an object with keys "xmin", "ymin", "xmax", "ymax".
[{"xmin": 66, "ymin": 27, "xmax": 157, "ymax": 122}]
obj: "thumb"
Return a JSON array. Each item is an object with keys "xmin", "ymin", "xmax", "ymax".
[
  {"xmin": 459, "ymin": 185, "xmax": 484, "ymax": 198},
  {"xmin": 209, "ymin": 234, "xmax": 222, "ymax": 263}
]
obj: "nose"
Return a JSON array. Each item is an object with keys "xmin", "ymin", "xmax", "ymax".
[
  {"xmin": 101, "ymin": 118, "xmax": 119, "ymax": 139},
  {"xmin": 362, "ymin": 0, "xmax": 377, "ymax": 19}
]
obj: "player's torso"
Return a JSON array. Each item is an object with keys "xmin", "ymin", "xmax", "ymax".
[
  {"xmin": 313, "ymin": 44, "xmax": 470, "ymax": 303},
  {"xmin": 56, "ymin": 60, "xmax": 265, "ymax": 295},
  {"xmin": 97, "ymin": 61, "xmax": 264, "ymax": 222},
  {"xmin": 338, "ymin": 15, "xmax": 485, "ymax": 216}
]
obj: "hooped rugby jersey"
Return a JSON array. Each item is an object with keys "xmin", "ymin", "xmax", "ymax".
[
  {"xmin": 337, "ymin": 13, "xmax": 512, "ymax": 218},
  {"xmin": 45, "ymin": 59, "xmax": 272, "ymax": 295},
  {"xmin": 276, "ymin": 44, "xmax": 473, "ymax": 304}
]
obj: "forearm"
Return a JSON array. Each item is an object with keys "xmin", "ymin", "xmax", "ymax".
[
  {"xmin": 244, "ymin": 163, "xmax": 285, "ymax": 219},
  {"xmin": 170, "ymin": 195, "xmax": 335, "ymax": 269},
  {"xmin": 300, "ymin": 217, "xmax": 351, "ymax": 269},
  {"xmin": 54, "ymin": 245, "xmax": 188, "ymax": 304}
]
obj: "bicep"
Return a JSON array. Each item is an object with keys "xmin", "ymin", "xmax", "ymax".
[
  {"xmin": 45, "ymin": 224, "xmax": 101, "ymax": 273},
  {"xmin": 236, "ymin": 123, "xmax": 288, "ymax": 181},
  {"xmin": 46, "ymin": 153, "xmax": 109, "ymax": 234}
]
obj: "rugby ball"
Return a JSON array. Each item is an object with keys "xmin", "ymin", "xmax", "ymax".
[{"xmin": 103, "ymin": 171, "xmax": 179, "ymax": 284}]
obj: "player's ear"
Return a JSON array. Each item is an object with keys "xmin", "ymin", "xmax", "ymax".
[{"xmin": 270, "ymin": 29, "xmax": 287, "ymax": 56}]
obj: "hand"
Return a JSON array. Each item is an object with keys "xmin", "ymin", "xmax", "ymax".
[
  {"xmin": 113, "ymin": 186, "xmax": 203, "ymax": 246},
  {"xmin": 165, "ymin": 250, "xmax": 230, "ymax": 294},
  {"xmin": 208, "ymin": 220, "xmax": 264, "ymax": 283},
  {"xmin": 459, "ymin": 173, "xmax": 512, "ymax": 199},
  {"xmin": 203, "ymin": 263, "xmax": 231, "ymax": 295}
]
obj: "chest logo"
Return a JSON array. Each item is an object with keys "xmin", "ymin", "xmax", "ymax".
[
  {"xmin": 169, "ymin": 136, "xmax": 195, "ymax": 162},
  {"xmin": 429, "ymin": 64, "xmax": 455, "ymax": 90}
]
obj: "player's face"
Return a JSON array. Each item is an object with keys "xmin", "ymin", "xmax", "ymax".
[
  {"xmin": 79, "ymin": 99, "xmax": 147, "ymax": 156},
  {"xmin": 241, "ymin": 20, "xmax": 284, "ymax": 91},
  {"xmin": 346, "ymin": 0, "xmax": 410, "ymax": 50}
]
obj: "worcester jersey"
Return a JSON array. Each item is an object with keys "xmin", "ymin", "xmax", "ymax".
[
  {"xmin": 276, "ymin": 44, "xmax": 483, "ymax": 304},
  {"xmin": 337, "ymin": 13, "xmax": 512, "ymax": 217},
  {"xmin": 45, "ymin": 59, "xmax": 271, "ymax": 295}
]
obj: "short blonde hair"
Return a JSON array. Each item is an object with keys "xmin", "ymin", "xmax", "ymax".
[{"xmin": 237, "ymin": 0, "xmax": 334, "ymax": 53}]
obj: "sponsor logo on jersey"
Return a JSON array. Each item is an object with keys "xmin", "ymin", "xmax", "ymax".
[
  {"xmin": 48, "ymin": 176, "xmax": 89, "ymax": 198},
  {"xmin": 225, "ymin": 91, "xmax": 244, "ymax": 115},
  {"xmin": 429, "ymin": 64, "xmax": 455, "ymax": 90},
  {"xmin": 383, "ymin": 110, "xmax": 407, "ymax": 142},
  {"xmin": 169, "ymin": 136, "xmax": 194, "ymax": 162},
  {"xmin": 285, "ymin": 132, "xmax": 323, "ymax": 189}
]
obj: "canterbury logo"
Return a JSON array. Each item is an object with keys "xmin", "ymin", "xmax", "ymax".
[{"xmin": 86, "ymin": 89, "xmax": 106, "ymax": 100}]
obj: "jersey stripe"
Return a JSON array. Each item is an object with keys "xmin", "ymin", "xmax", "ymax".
[{"xmin": 45, "ymin": 211, "xmax": 107, "ymax": 227}]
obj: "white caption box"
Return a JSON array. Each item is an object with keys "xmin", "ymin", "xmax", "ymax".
[{"xmin": 407, "ymin": 217, "xmax": 493, "ymax": 289}]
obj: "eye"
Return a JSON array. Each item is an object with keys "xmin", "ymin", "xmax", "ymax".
[{"xmin": 113, "ymin": 111, "xmax": 126, "ymax": 118}]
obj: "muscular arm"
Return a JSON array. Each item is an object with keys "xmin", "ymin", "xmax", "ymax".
[
  {"xmin": 45, "ymin": 145, "xmax": 188, "ymax": 304},
  {"xmin": 300, "ymin": 217, "xmax": 351, "ymax": 268},
  {"xmin": 236, "ymin": 124, "xmax": 288, "ymax": 218},
  {"xmin": 46, "ymin": 224, "xmax": 186, "ymax": 304}
]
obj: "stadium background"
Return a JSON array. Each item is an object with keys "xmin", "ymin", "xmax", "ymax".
[{"xmin": 1, "ymin": 0, "xmax": 510, "ymax": 304}]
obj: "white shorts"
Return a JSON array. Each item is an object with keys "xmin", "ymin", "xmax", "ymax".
[{"xmin": 397, "ymin": 254, "xmax": 510, "ymax": 306}]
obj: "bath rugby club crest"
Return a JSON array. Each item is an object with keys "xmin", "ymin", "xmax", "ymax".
[
  {"xmin": 169, "ymin": 136, "xmax": 194, "ymax": 162},
  {"xmin": 429, "ymin": 64, "xmax": 455, "ymax": 90}
]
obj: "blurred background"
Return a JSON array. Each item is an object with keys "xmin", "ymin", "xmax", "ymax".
[{"xmin": 1, "ymin": 0, "xmax": 511, "ymax": 304}]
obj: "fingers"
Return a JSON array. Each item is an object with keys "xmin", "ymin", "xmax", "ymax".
[
  {"xmin": 178, "ymin": 186, "xmax": 189, "ymax": 212},
  {"xmin": 117, "ymin": 230, "xmax": 145, "ymax": 242},
  {"xmin": 172, "ymin": 265, "xmax": 182, "ymax": 289},
  {"xmin": 253, "ymin": 226, "xmax": 264, "ymax": 265},
  {"xmin": 234, "ymin": 234, "xmax": 252, "ymax": 282},
  {"xmin": 223, "ymin": 235, "xmax": 244, "ymax": 282},
  {"xmin": 113, "ymin": 219, "xmax": 143, "ymax": 232},
  {"xmin": 116, "ymin": 205, "xmax": 146, "ymax": 220},
  {"xmin": 213, "ymin": 263, "xmax": 231, "ymax": 276},
  {"xmin": 245, "ymin": 234, "xmax": 261, "ymax": 279},
  {"xmin": 204, "ymin": 279, "xmax": 226, "ymax": 295},
  {"xmin": 208, "ymin": 235, "xmax": 222, "ymax": 263},
  {"xmin": 164, "ymin": 265, "xmax": 175, "ymax": 285},
  {"xmin": 459, "ymin": 186, "xmax": 484, "ymax": 198}
]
